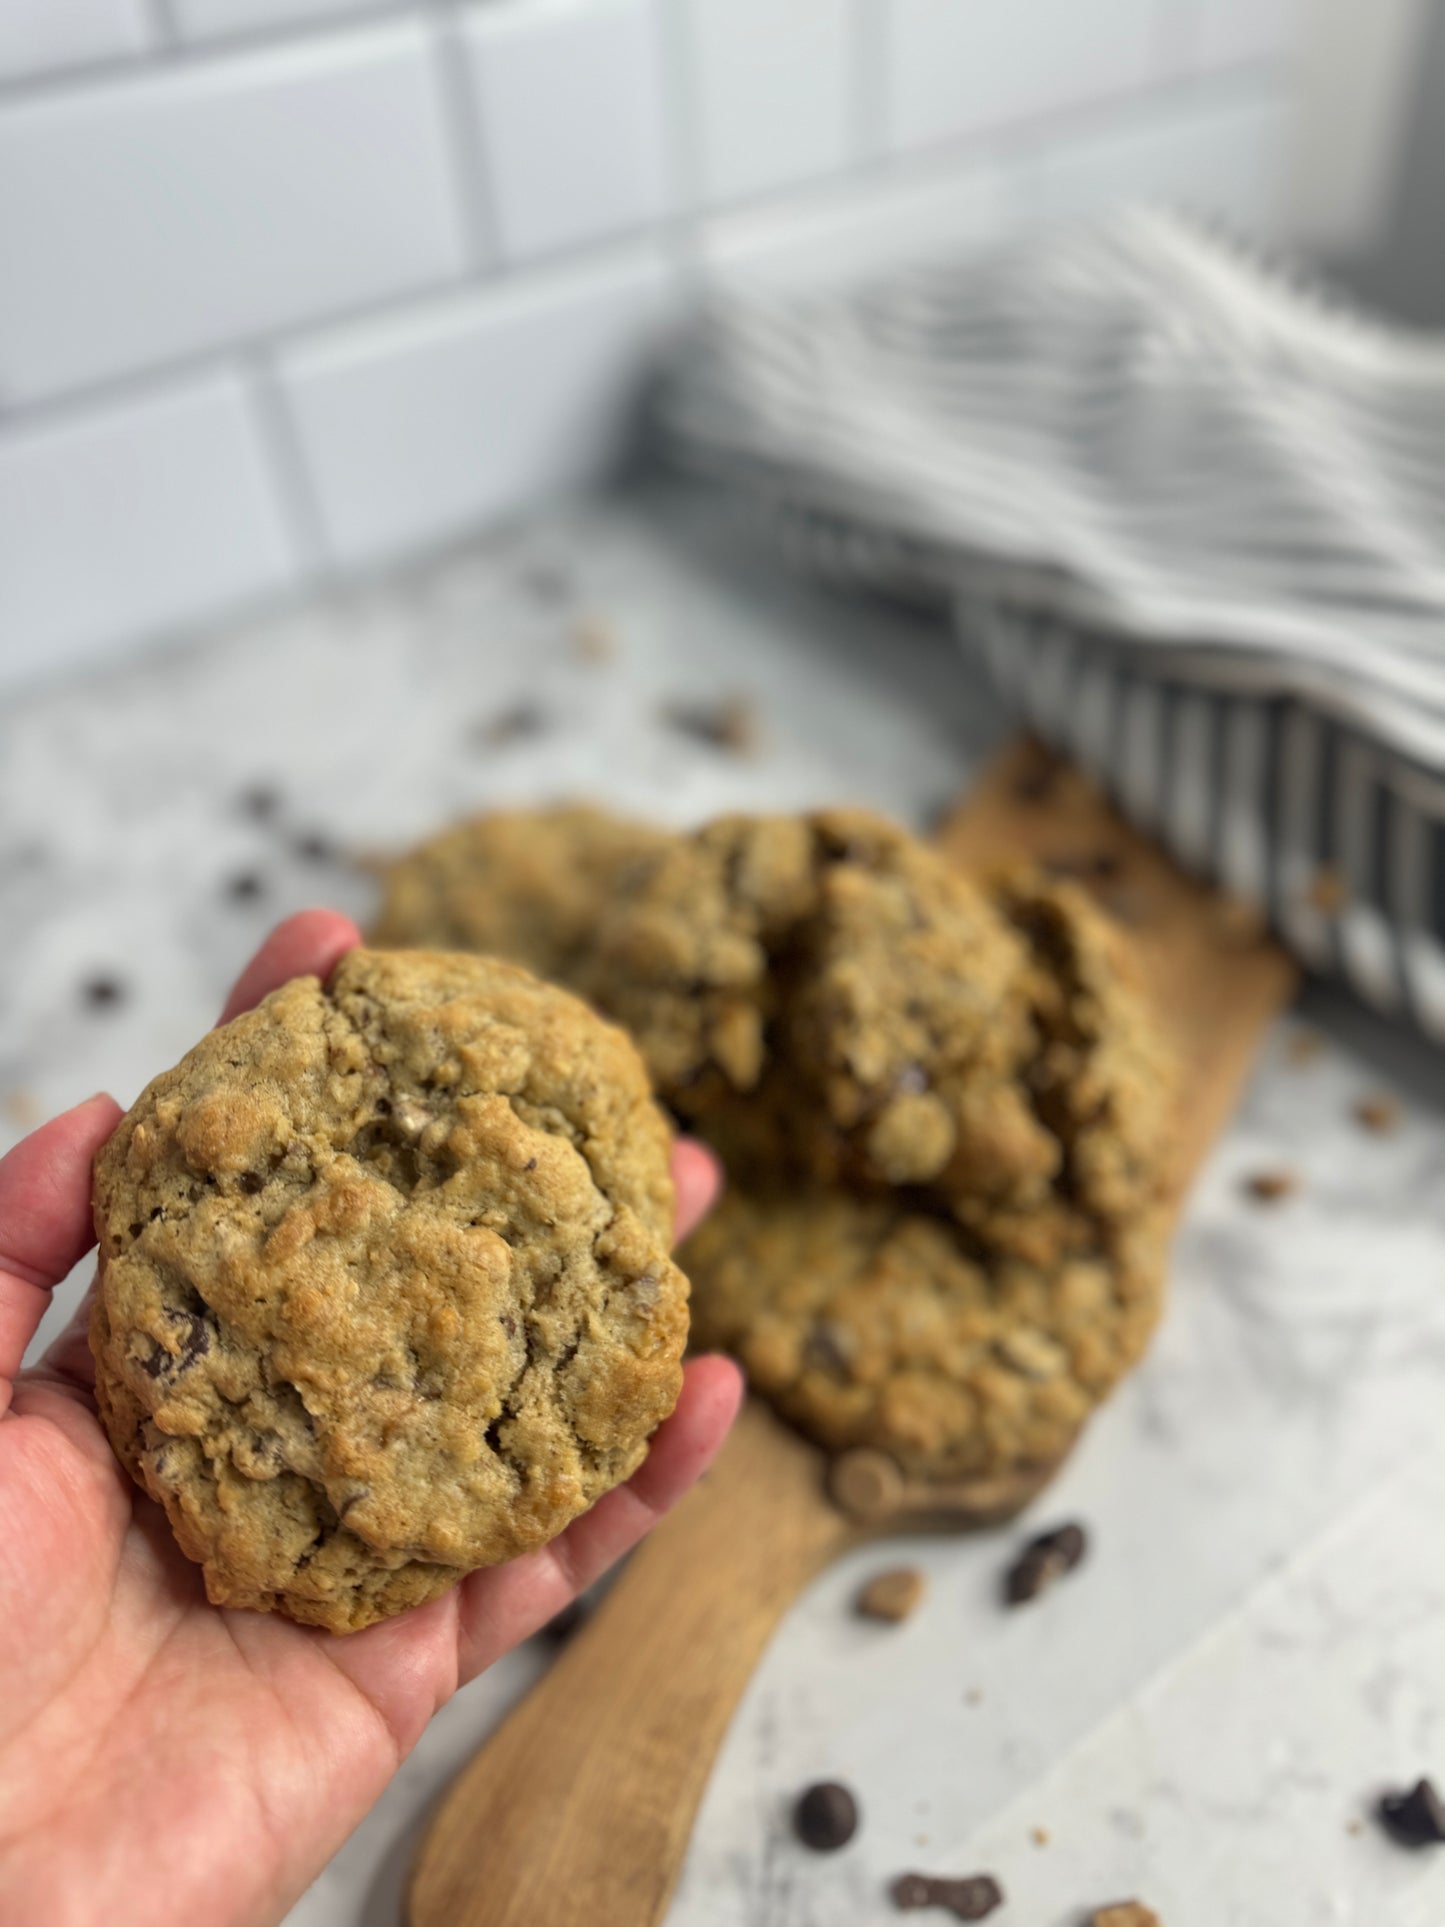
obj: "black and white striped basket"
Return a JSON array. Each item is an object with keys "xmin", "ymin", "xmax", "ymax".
[{"xmin": 654, "ymin": 210, "xmax": 1445, "ymax": 1036}]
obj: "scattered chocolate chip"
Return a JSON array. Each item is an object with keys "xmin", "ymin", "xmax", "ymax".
[
  {"xmin": 1091, "ymin": 1905, "xmax": 1161, "ymax": 1927},
  {"xmin": 523, "ymin": 1156, "xmax": 538, "ymax": 1171},
  {"xmin": 1306, "ymin": 867, "xmax": 1348, "ymax": 915},
  {"xmin": 82, "ymin": 974, "xmax": 125, "ymax": 1010},
  {"xmin": 225, "ymin": 870, "xmax": 265, "ymax": 902},
  {"xmin": 477, "ymin": 702, "xmax": 549, "ymax": 748},
  {"xmin": 1379, "ymin": 1778, "xmax": 1445, "ymax": 1847},
  {"xmin": 238, "ymin": 1172, "xmax": 264, "ymax": 1195},
  {"xmin": 891, "ymin": 1871, "xmax": 1003, "ymax": 1919},
  {"xmin": 1355, "ymin": 1096, "xmax": 1400, "ymax": 1134},
  {"xmin": 572, "ymin": 616, "xmax": 616, "ymax": 664},
  {"xmin": 1285, "ymin": 1029, "xmax": 1324, "ymax": 1066},
  {"xmin": 1245, "ymin": 1169, "xmax": 1298, "ymax": 1204},
  {"xmin": 857, "ymin": 1567, "xmax": 926, "ymax": 1624},
  {"xmin": 238, "ymin": 783, "xmax": 281, "ymax": 822},
  {"xmin": 793, "ymin": 1781, "xmax": 859, "ymax": 1852},
  {"xmin": 500, "ymin": 1313, "xmax": 517, "ymax": 1337},
  {"xmin": 292, "ymin": 831, "xmax": 337, "ymax": 864},
  {"xmin": 521, "ymin": 560, "xmax": 574, "ymax": 603},
  {"xmin": 540, "ymin": 1597, "xmax": 587, "ymax": 1643},
  {"xmin": 1004, "ymin": 1521, "xmax": 1087, "ymax": 1605},
  {"xmin": 660, "ymin": 695, "xmax": 759, "ymax": 755}
]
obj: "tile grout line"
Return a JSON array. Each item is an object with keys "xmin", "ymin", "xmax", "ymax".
[
  {"xmin": 145, "ymin": 0, "xmax": 179, "ymax": 50},
  {"xmin": 0, "ymin": 61, "xmax": 1288, "ymax": 441},
  {"xmin": 650, "ymin": 0, "xmax": 708, "ymax": 286},
  {"xmin": 0, "ymin": 1, "xmax": 410, "ymax": 110},
  {"xmin": 425, "ymin": 3, "xmax": 501, "ymax": 275},
  {"xmin": 241, "ymin": 348, "xmax": 333, "ymax": 585}
]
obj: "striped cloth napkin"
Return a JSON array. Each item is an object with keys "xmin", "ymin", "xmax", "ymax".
[{"xmin": 653, "ymin": 208, "xmax": 1445, "ymax": 1038}]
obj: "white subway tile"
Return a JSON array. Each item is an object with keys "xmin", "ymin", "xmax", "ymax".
[
  {"xmin": 0, "ymin": 24, "xmax": 468, "ymax": 406},
  {"xmin": 1009, "ymin": 88, "xmax": 1289, "ymax": 229},
  {"xmin": 700, "ymin": 156, "xmax": 1003, "ymax": 292},
  {"xmin": 1183, "ymin": 0, "xmax": 1302, "ymax": 72},
  {"xmin": 682, "ymin": 0, "xmax": 855, "ymax": 207},
  {"xmin": 885, "ymin": 0, "xmax": 1162, "ymax": 155},
  {"xmin": 0, "ymin": 372, "xmax": 299, "ymax": 688},
  {"xmin": 0, "ymin": 0, "xmax": 150, "ymax": 85},
  {"xmin": 280, "ymin": 248, "xmax": 678, "ymax": 567},
  {"xmin": 171, "ymin": 0, "xmax": 403, "ymax": 41},
  {"xmin": 461, "ymin": 0, "xmax": 670, "ymax": 265}
]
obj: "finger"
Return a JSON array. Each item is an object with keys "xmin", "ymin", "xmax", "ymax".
[
  {"xmin": 33, "ymin": 1275, "xmax": 100, "ymax": 1393},
  {"xmin": 452, "ymin": 1353, "xmax": 742, "ymax": 1684},
  {"xmin": 0, "ymin": 1094, "xmax": 123, "ymax": 1400},
  {"xmin": 671, "ymin": 1138, "xmax": 721, "ymax": 1244},
  {"xmin": 216, "ymin": 909, "xmax": 361, "ymax": 1026}
]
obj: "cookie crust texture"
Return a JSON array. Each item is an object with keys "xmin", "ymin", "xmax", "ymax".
[
  {"xmin": 91, "ymin": 947, "xmax": 686, "ymax": 1632},
  {"xmin": 370, "ymin": 805, "xmax": 671, "ymax": 986}
]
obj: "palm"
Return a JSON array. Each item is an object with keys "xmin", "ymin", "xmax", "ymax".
[{"xmin": 0, "ymin": 915, "xmax": 737, "ymax": 1927}]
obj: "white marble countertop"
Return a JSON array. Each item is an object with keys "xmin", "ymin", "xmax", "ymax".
[{"xmin": 8, "ymin": 480, "xmax": 1445, "ymax": 1927}]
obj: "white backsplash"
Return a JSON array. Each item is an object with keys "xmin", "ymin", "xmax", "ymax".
[{"xmin": 0, "ymin": 0, "xmax": 1301, "ymax": 689}]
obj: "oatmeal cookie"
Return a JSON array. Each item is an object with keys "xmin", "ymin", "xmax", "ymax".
[
  {"xmin": 91, "ymin": 947, "xmax": 687, "ymax": 1633},
  {"xmin": 681, "ymin": 867, "xmax": 1175, "ymax": 1480},
  {"xmin": 369, "ymin": 805, "xmax": 673, "ymax": 986},
  {"xmin": 682, "ymin": 1181, "xmax": 1166, "ymax": 1482},
  {"xmin": 576, "ymin": 812, "xmax": 1169, "ymax": 1227}
]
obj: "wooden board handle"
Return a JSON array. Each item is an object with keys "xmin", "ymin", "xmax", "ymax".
[{"xmin": 407, "ymin": 1399, "xmax": 853, "ymax": 1927}]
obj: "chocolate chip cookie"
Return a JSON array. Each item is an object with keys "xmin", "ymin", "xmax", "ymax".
[
  {"xmin": 369, "ymin": 804, "xmax": 673, "ymax": 986},
  {"xmin": 680, "ymin": 871, "xmax": 1173, "ymax": 1482},
  {"xmin": 91, "ymin": 947, "xmax": 687, "ymax": 1633}
]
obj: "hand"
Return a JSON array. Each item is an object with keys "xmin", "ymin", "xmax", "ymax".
[{"xmin": 0, "ymin": 912, "xmax": 741, "ymax": 1927}]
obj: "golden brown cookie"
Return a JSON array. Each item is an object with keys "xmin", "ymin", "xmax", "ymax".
[
  {"xmin": 680, "ymin": 867, "xmax": 1175, "ymax": 1483},
  {"xmin": 369, "ymin": 804, "xmax": 674, "ymax": 985},
  {"xmin": 91, "ymin": 947, "xmax": 687, "ymax": 1633},
  {"xmin": 576, "ymin": 812, "xmax": 1170, "ymax": 1227}
]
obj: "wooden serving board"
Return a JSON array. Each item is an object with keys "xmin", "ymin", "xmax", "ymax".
[{"xmin": 407, "ymin": 739, "xmax": 1298, "ymax": 1927}]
